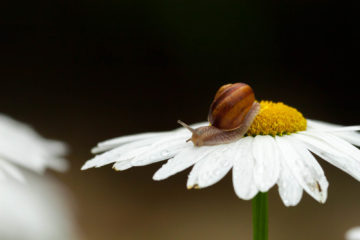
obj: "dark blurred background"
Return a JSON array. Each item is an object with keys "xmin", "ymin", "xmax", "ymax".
[{"xmin": 0, "ymin": 0, "xmax": 358, "ymax": 239}]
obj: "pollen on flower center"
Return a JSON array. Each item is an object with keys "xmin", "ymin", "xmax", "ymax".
[{"xmin": 246, "ymin": 101, "xmax": 307, "ymax": 136}]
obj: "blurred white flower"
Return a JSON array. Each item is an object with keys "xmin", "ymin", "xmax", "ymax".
[
  {"xmin": 0, "ymin": 172, "xmax": 81, "ymax": 240},
  {"xmin": 0, "ymin": 114, "xmax": 68, "ymax": 181},
  {"xmin": 0, "ymin": 113, "xmax": 81, "ymax": 240},
  {"xmin": 346, "ymin": 227, "xmax": 360, "ymax": 240}
]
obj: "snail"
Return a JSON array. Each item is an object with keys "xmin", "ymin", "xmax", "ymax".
[{"xmin": 178, "ymin": 83, "xmax": 260, "ymax": 146}]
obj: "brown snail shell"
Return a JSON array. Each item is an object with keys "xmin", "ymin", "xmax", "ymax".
[{"xmin": 208, "ymin": 83, "xmax": 255, "ymax": 131}]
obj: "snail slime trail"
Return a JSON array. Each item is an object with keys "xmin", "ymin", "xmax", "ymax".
[{"xmin": 178, "ymin": 83, "xmax": 260, "ymax": 146}]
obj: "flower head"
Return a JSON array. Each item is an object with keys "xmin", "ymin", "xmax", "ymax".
[
  {"xmin": 82, "ymin": 97, "xmax": 360, "ymax": 207},
  {"xmin": 0, "ymin": 114, "xmax": 68, "ymax": 181}
]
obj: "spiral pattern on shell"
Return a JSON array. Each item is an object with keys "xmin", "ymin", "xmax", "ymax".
[{"xmin": 208, "ymin": 83, "xmax": 255, "ymax": 131}]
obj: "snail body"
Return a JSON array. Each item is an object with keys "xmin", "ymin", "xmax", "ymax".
[{"xmin": 178, "ymin": 83, "xmax": 260, "ymax": 146}]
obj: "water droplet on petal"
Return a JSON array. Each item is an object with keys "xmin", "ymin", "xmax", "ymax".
[
  {"xmin": 221, "ymin": 160, "xmax": 230, "ymax": 167},
  {"xmin": 161, "ymin": 150, "xmax": 170, "ymax": 157}
]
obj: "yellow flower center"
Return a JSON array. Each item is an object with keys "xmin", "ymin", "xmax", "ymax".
[{"xmin": 246, "ymin": 101, "xmax": 307, "ymax": 136}]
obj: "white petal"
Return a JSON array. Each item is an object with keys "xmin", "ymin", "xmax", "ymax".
[
  {"xmin": 0, "ymin": 159, "xmax": 25, "ymax": 182},
  {"xmin": 306, "ymin": 119, "xmax": 360, "ymax": 145},
  {"xmin": 232, "ymin": 137, "xmax": 258, "ymax": 200},
  {"xmin": 186, "ymin": 144, "xmax": 233, "ymax": 189},
  {"xmin": 153, "ymin": 146, "xmax": 213, "ymax": 181},
  {"xmin": 81, "ymin": 137, "xmax": 160, "ymax": 170},
  {"xmin": 252, "ymin": 135, "xmax": 280, "ymax": 192},
  {"xmin": 84, "ymin": 122, "xmax": 209, "ymax": 171},
  {"xmin": 0, "ymin": 114, "xmax": 68, "ymax": 174},
  {"xmin": 83, "ymin": 126, "xmax": 198, "ymax": 171},
  {"xmin": 294, "ymin": 131, "xmax": 360, "ymax": 181},
  {"xmin": 45, "ymin": 157, "xmax": 69, "ymax": 173},
  {"xmin": 42, "ymin": 140, "xmax": 68, "ymax": 156},
  {"xmin": 306, "ymin": 119, "xmax": 341, "ymax": 130},
  {"xmin": 131, "ymin": 139, "xmax": 188, "ymax": 166},
  {"xmin": 332, "ymin": 131, "xmax": 360, "ymax": 147},
  {"xmin": 92, "ymin": 122, "xmax": 208, "ymax": 154},
  {"xmin": 113, "ymin": 160, "xmax": 132, "ymax": 171},
  {"xmin": 186, "ymin": 157, "xmax": 208, "ymax": 189},
  {"xmin": 307, "ymin": 120, "xmax": 360, "ymax": 146},
  {"xmin": 92, "ymin": 132, "xmax": 167, "ymax": 154},
  {"xmin": 276, "ymin": 136, "xmax": 328, "ymax": 203},
  {"xmin": 277, "ymin": 160, "xmax": 303, "ymax": 207},
  {"xmin": 186, "ymin": 146, "xmax": 218, "ymax": 189},
  {"xmin": 325, "ymin": 126, "xmax": 360, "ymax": 132},
  {"xmin": 0, "ymin": 146, "xmax": 44, "ymax": 172}
]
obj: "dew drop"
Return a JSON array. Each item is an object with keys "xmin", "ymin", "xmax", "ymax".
[
  {"xmin": 161, "ymin": 150, "xmax": 170, "ymax": 157},
  {"xmin": 221, "ymin": 160, "xmax": 231, "ymax": 168}
]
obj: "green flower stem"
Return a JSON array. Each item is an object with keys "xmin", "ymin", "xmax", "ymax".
[{"xmin": 252, "ymin": 192, "xmax": 268, "ymax": 240}]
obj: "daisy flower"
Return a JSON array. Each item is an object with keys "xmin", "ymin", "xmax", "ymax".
[
  {"xmin": 81, "ymin": 102, "xmax": 360, "ymax": 206},
  {"xmin": 81, "ymin": 83, "xmax": 360, "ymax": 240},
  {"xmin": 0, "ymin": 114, "xmax": 68, "ymax": 181}
]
